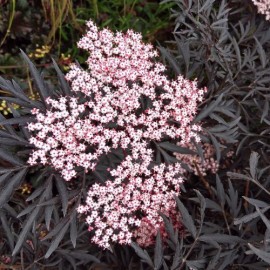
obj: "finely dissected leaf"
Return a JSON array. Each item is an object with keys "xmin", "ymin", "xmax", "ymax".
[
  {"xmin": 265, "ymin": 229, "xmax": 270, "ymax": 250},
  {"xmin": 231, "ymin": 37, "xmax": 241, "ymax": 70},
  {"xmin": 248, "ymin": 244, "xmax": 270, "ymax": 264},
  {"xmin": 158, "ymin": 147, "xmax": 179, "ymax": 164},
  {"xmin": 156, "ymin": 147, "xmax": 162, "ymax": 163},
  {"xmin": 92, "ymin": 170, "xmax": 106, "ymax": 183},
  {"xmin": 194, "ymin": 94, "xmax": 224, "ymax": 122},
  {"xmin": 61, "ymin": 253, "xmax": 77, "ymax": 270},
  {"xmin": 55, "ymin": 175, "xmax": 68, "ymax": 216},
  {"xmin": 0, "ymin": 129, "xmax": 28, "ymax": 143},
  {"xmin": 175, "ymin": 196, "xmax": 197, "ymax": 238},
  {"xmin": 158, "ymin": 46, "xmax": 180, "ymax": 75},
  {"xmin": 0, "ymin": 77, "xmax": 32, "ymax": 104},
  {"xmin": 0, "ymin": 113, "xmax": 16, "ymax": 135},
  {"xmin": 205, "ymin": 198, "xmax": 222, "ymax": 212},
  {"xmin": 236, "ymin": 135, "xmax": 249, "ymax": 156},
  {"xmin": 227, "ymin": 116, "xmax": 241, "ymax": 128},
  {"xmin": 175, "ymin": 36, "xmax": 190, "ymax": 72},
  {"xmin": 45, "ymin": 205, "xmax": 54, "ymax": 230},
  {"xmin": 261, "ymin": 100, "xmax": 269, "ymax": 123},
  {"xmin": 159, "ymin": 212, "xmax": 176, "ymax": 245},
  {"xmin": 66, "ymin": 251, "xmax": 100, "ymax": 263},
  {"xmin": 163, "ymin": 260, "xmax": 169, "ymax": 270},
  {"xmin": 45, "ymin": 221, "xmax": 70, "ymax": 258},
  {"xmin": 226, "ymin": 180, "xmax": 241, "ymax": 217},
  {"xmin": 0, "ymin": 97, "xmax": 35, "ymax": 109},
  {"xmin": 131, "ymin": 242, "xmax": 154, "ymax": 267},
  {"xmin": 0, "ymin": 168, "xmax": 27, "ymax": 207},
  {"xmin": 199, "ymin": 0, "xmax": 214, "ymax": 12},
  {"xmin": 0, "ymin": 148, "xmax": 24, "ymax": 166},
  {"xmin": 208, "ymin": 132, "xmax": 221, "ymax": 161},
  {"xmin": 12, "ymin": 207, "xmax": 40, "ymax": 256},
  {"xmin": 194, "ymin": 189, "xmax": 206, "ymax": 222},
  {"xmin": 186, "ymin": 259, "xmax": 207, "ymax": 270},
  {"xmin": 0, "ymin": 211, "xmax": 14, "ymax": 250},
  {"xmin": 10, "ymin": 104, "xmax": 21, "ymax": 119},
  {"xmin": 251, "ymin": 179, "xmax": 270, "ymax": 196},
  {"xmin": 231, "ymin": 168, "xmax": 270, "ymax": 196},
  {"xmin": 11, "ymin": 79, "xmax": 32, "ymax": 101},
  {"xmin": 193, "ymin": 141, "xmax": 204, "ymax": 162},
  {"xmin": 211, "ymin": 18, "xmax": 228, "ymax": 29},
  {"xmin": 17, "ymin": 204, "xmax": 36, "ymax": 218},
  {"xmin": 120, "ymin": 249, "xmax": 128, "ymax": 266},
  {"xmin": 39, "ymin": 259, "xmax": 62, "ymax": 268},
  {"xmin": 70, "ymin": 213, "xmax": 77, "ymax": 248},
  {"xmin": 234, "ymin": 206, "xmax": 270, "ymax": 225},
  {"xmin": 242, "ymin": 262, "xmax": 269, "ymax": 270},
  {"xmin": 209, "ymin": 117, "xmax": 241, "ymax": 133},
  {"xmin": 216, "ymin": 175, "xmax": 225, "ymax": 208},
  {"xmin": 257, "ymin": 165, "xmax": 270, "ymax": 179},
  {"xmin": 243, "ymin": 197, "xmax": 268, "ymax": 208},
  {"xmin": 227, "ymin": 172, "xmax": 253, "ymax": 181},
  {"xmin": 218, "ymin": 251, "xmax": 238, "ymax": 270},
  {"xmin": 20, "ymin": 50, "xmax": 49, "ymax": 104},
  {"xmin": 0, "ymin": 115, "xmax": 36, "ymax": 126},
  {"xmin": 159, "ymin": 141, "xmax": 196, "ymax": 155},
  {"xmin": 171, "ymin": 240, "xmax": 181, "ymax": 270},
  {"xmin": 249, "ymin": 152, "xmax": 259, "ymax": 179},
  {"xmin": 154, "ymin": 230, "xmax": 163, "ymax": 270},
  {"xmin": 255, "ymin": 206, "xmax": 270, "ymax": 232},
  {"xmin": 208, "ymin": 124, "xmax": 228, "ymax": 133},
  {"xmin": 3, "ymin": 204, "xmax": 17, "ymax": 218},
  {"xmin": 210, "ymin": 113, "xmax": 230, "ymax": 126},
  {"xmin": 52, "ymin": 58, "xmax": 72, "ymax": 96},
  {"xmin": 0, "ymin": 172, "xmax": 11, "ymax": 186},
  {"xmin": 213, "ymin": 127, "xmax": 238, "ymax": 143},
  {"xmin": 26, "ymin": 184, "xmax": 46, "ymax": 202},
  {"xmin": 41, "ymin": 216, "xmax": 70, "ymax": 241},
  {"xmin": 0, "ymin": 137, "xmax": 31, "ymax": 146},
  {"xmin": 38, "ymin": 197, "xmax": 60, "ymax": 207},
  {"xmin": 43, "ymin": 175, "xmax": 53, "ymax": 198},
  {"xmin": 206, "ymin": 249, "xmax": 221, "ymax": 270},
  {"xmin": 254, "ymin": 37, "xmax": 266, "ymax": 68},
  {"xmin": 199, "ymin": 234, "xmax": 243, "ymax": 244}
]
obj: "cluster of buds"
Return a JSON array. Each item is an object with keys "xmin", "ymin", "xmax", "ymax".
[
  {"xmin": 18, "ymin": 183, "xmax": 32, "ymax": 195},
  {"xmin": 175, "ymin": 142, "xmax": 219, "ymax": 176},
  {"xmin": 28, "ymin": 20, "xmax": 207, "ymax": 249},
  {"xmin": 28, "ymin": 44, "xmax": 51, "ymax": 59},
  {"xmin": 0, "ymin": 100, "xmax": 20, "ymax": 115},
  {"xmin": 59, "ymin": 53, "xmax": 72, "ymax": 71}
]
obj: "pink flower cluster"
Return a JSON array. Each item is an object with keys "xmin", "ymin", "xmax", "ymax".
[
  {"xmin": 252, "ymin": 0, "xmax": 270, "ymax": 20},
  {"xmin": 175, "ymin": 142, "xmax": 219, "ymax": 176},
  {"xmin": 78, "ymin": 161, "xmax": 184, "ymax": 248},
  {"xmin": 27, "ymin": 20, "xmax": 206, "ymax": 248}
]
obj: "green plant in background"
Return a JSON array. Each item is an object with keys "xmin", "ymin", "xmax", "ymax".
[
  {"xmin": 0, "ymin": 0, "xmax": 174, "ymax": 76},
  {"xmin": 0, "ymin": 0, "xmax": 16, "ymax": 48},
  {"xmin": 86, "ymin": 0, "xmax": 174, "ymax": 42}
]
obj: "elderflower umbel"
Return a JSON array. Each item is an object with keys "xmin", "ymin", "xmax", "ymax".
[{"xmin": 28, "ymin": 20, "xmax": 207, "ymax": 248}]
